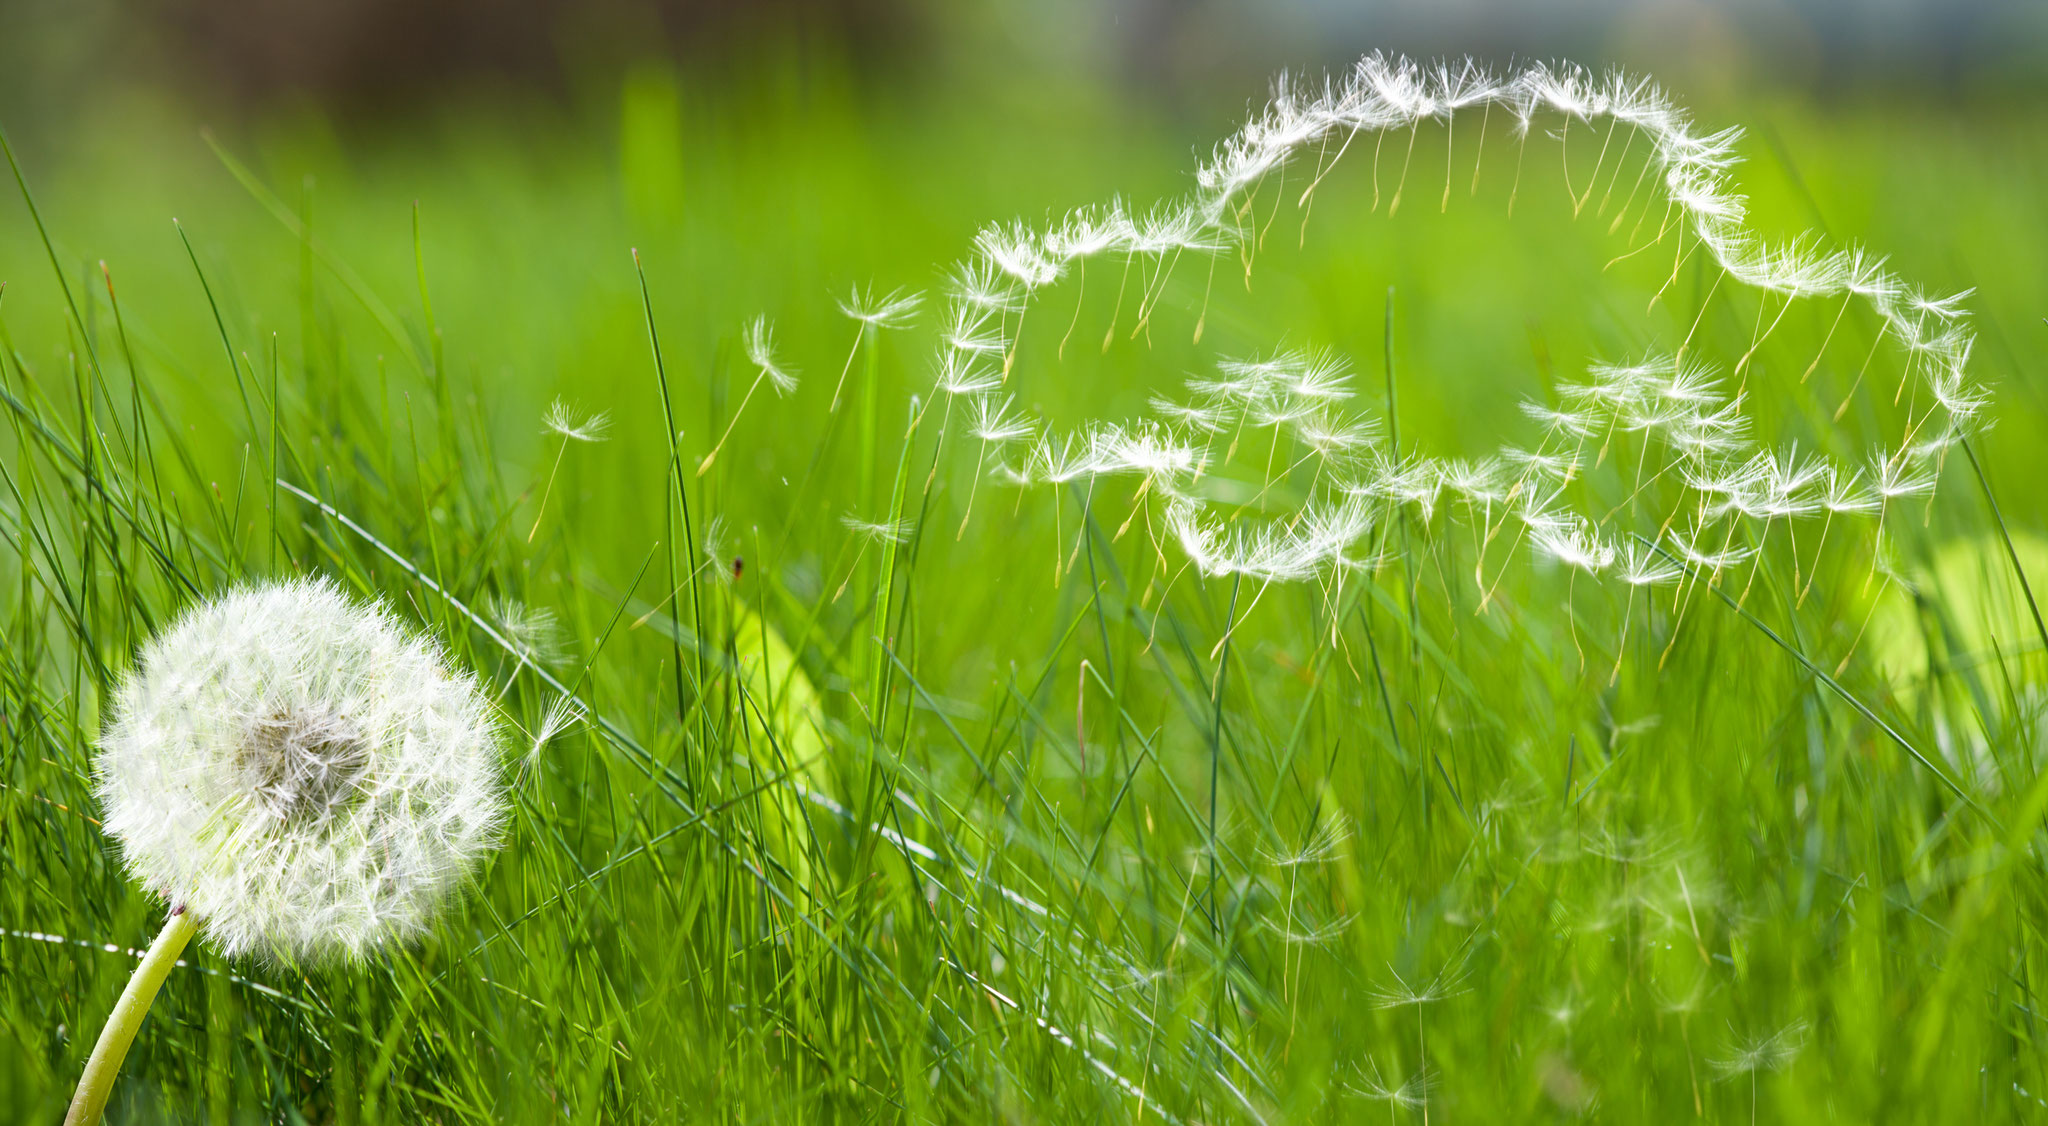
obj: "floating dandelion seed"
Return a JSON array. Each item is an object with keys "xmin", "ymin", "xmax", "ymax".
[
  {"xmin": 530, "ymin": 399, "xmax": 611, "ymax": 541},
  {"xmin": 843, "ymin": 513, "xmax": 914, "ymax": 545},
  {"xmin": 1711, "ymin": 1020, "xmax": 1809, "ymax": 1079},
  {"xmin": 489, "ymin": 594, "xmax": 565, "ymax": 669},
  {"xmin": 830, "ymin": 284, "xmax": 922, "ymax": 410},
  {"xmin": 1344, "ymin": 1059, "xmax": 1432, "ymax": 1117},
  {"xmin": 1259, "ymin": 816, "xmax": 1351, "ymax": 867},
  {"xmin": 701, "ymin": 515, "xmax": 738, "ymax": 585},
  {"xmin": 521, "ymin": 695, "xmax": 583, "ymax": 778},
  {"xmin": 968, "ymin": 394, "xmax": 1034, "ymax": 446},
  {"xmin": 73, "ymin": 577, "xmax": 504, "ymax": 1125},
  {"xmin": 1712, "ymin": 1019, "xmax": 1809, "ymax": 1125},
  {"xmin": 742, "ymin": 316, "xmax": 799, "ymax": 395},
  {"xmin": 1617, "ymin": 542, "xmax": 1681, "ymax": 587},
  {"xmin": 541, "ymin": 398, "xmax": 611, "ymax": 443},
  {"xmin": 936, "ymin": 350, "xmax": 1002, "ymax": 396},
  {"xmin": 834, "ymin": 284, "xmax": 923, "ymax": 330},
  {"xmin": 698, "ymin": 316, "xmax": 798, "ymax": 476}
]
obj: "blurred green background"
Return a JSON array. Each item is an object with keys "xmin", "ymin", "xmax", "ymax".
[{"xmin": 3, "ymin": 0, "xmax": 2046, "ymax": 565}]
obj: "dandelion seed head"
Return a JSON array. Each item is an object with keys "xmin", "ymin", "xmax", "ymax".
[{"xmin": 96, "ymin": 577, "xmax": 505, "ymax": 964}]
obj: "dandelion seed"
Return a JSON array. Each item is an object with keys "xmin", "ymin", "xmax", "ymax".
[
  {"xmin": 1503, "ymin": 446, "xmax": 1581, "ymax": 484},
  {"xmin": 1617, "ymin": 543, "xmax": 1681, "ymax": 586},
  {"xmin": 827, "ymin": 284, "xmax": 921, "ymax": 410},
  {"xmin": 1356, "ymin": 454, "xmax": 1445, "ymax": 519},
  {"xmin": 698, "ymin": 317, "xmax": 797, "ymax": 475},
  {"xmin": 523, "ymin": 695, "xmax": 583, "ymax": 773},
  {"xmin": 489, "ymin": 595, "xmax": 564, "ymax": 668},
  {"xmin": 1344, "ymin": 1059, "xmax": 1432, "ymax": 1110},
  {"xmin": 1094, "ymin": 423, "xmax": 1207, "ymax": 481},
  {"xmin": 542, "ymin": 399, "xmax": 611, "ymax": 442},
  {"xmin": 1369, "ymin": 965, "xmax": 1470, "ymax": 1010},
  {"xmin": 1282, "ymin": 349, "xmax": 1355, "ymax": 400},
  {"xmin": 1294, "ymin": 411, "xmax": 1376, "ymax": 459},
  {"xmin": 1532, "ymin": 520, "xmax": 1614, "ymax": 573},
  {"xmin": 1262, "ymin": 912, "xmax": 1355, "ymax": 945},
  {"xmin": 843, "ymin": 513, "xmax": 914, "ymax": 545},
  {"xmin": 1819, "ymin": 469, "xmax": 1879, "ymax": 515},
  {"xmin": 1907, "ymin": 286, "xmax": 1974, "ymax": 321},
  {"xmin": 1932, "ymin": 371, "xmax": 1988, "ymax": 423},
  {"xmin": 701, "ymin": 515, "xmax": 737, "ymax": 585},
  {"xmin": 1520, "ymin": 399, "xmax": 1599, "ymax": 437},
  {"xmin": 834, "ymin": 284, "xmax": 923, "ymax": 330},
  {"xmin": 969, "ymin": 395, "xmax": 1034, "ymax": 445},
  {"xmin": 949, "ymin": 259, "xmax": 1026, "ymax": 314},
  {"xmin": 976, "ymin": 221, "xmax": 1063, "ymax": 290},
  {"xmin": 1712, "ymin": 1019, "xmax": 1809, "ymax": 1123},
  {"xmin": 742, "ymin": 317, "xmax": 799, "ymax": 395},
  {"xmin": 1668, "ymin": 524, "xmax": 1754, "ymax": 571},
  {"xmin": 936, "ymin": 351, "xmax": 1002, "ymax": 396},
  {"xmin": 1873, "ymin": 453, "xmax": 1936, "ymax": 500},
  {"xmin": 1657, "ymin": 361, "xmax": 1725, "ymax": 405},
  {"xmin": 1046, "ymin": 202, "xmax": 1136, "ymax": 260},
  {"xmin": 1260, "ymin": 817, "xmax": 1351, "ymax": 866},
  {"xmin": 1148, "ymin": 395, "xmax": 1228, "ymax": 433},
  {"xmin": 943, "ymin": 303, "xmax": 1010, "ymax": 356},
  {"xmin": 529, "ymin": 401, "xmax": 610, "ymax": 541}
]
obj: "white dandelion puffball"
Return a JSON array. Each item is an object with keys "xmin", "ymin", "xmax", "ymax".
[{"xmin": 97, "ymin": 577, "xmax": 506, "ymax": 962}]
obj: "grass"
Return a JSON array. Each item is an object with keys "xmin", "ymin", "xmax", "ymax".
[{"xmin": 3, "ymin": 57, "xmax": 2048, "ymax": 1122}]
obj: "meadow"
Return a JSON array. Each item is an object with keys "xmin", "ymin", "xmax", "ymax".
[{"xmin": 4, "ymin": 52, "xmax": 2048, "ymax": 1122}]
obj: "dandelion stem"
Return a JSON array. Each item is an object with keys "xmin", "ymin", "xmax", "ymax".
[
  {"xmin": 527, "ymin": 436, "xmax": 568, "ymax": 542},
  {"xmin": 66, "ymin": 906, "xmax": 199, "ymax": 1126},
  {"xmin": 696, "ymin": 370, "xmax": 772, "ymax": 476}
]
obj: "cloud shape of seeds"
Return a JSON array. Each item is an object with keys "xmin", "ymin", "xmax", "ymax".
[{"xmin": 928, "ymin": 54, "xmax": 1984, "ymax": 587}]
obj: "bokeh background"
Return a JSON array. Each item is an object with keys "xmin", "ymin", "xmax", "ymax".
[{"xmin": 3, "ymin": 0, "xmax": 2045, "ymax": 533}]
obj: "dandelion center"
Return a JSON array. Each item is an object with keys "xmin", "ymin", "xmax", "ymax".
[{"xmin": 237, "ymin": 706, "xmax": 371, "ymax": 824}]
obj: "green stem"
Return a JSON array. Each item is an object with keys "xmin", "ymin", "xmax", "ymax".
[{"xmin": 66, "ymin": 906, "xmax": 199, "ymax": 1126}]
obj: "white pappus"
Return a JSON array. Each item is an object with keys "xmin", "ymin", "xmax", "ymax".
[{"xmin": 96, "ymin": 577, "xmax": 506, "ymax": 964}]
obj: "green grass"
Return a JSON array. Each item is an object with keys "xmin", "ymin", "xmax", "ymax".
[{"xmin": 3, "ymin": 60, "xmax": 2048, "ymax": 1122}]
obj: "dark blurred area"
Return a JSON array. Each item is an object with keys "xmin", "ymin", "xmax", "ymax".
[
  {"xmin": 1, "ymin": 0, "xmax": 908, "ymax": 121},
  {"xmin": 2, "ymin": 0, "xmax": 2045, "ymax": 130},
  {"xmin": 135, "ymin": 0, "xmax": 908, "ymax": 110}
]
